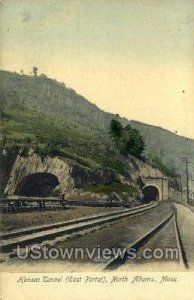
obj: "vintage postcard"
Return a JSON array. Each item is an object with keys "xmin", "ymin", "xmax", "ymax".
[{"xmin": 0, "ymin": 0, "xmax": 194, "ymax": 299}]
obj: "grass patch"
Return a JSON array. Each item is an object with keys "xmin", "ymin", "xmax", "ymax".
[{"xmin": 82, "ymin": 183, "xmax": 137, "ymax": 196}]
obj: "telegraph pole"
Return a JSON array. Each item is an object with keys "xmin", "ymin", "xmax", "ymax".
[
  {"xmin": 172, "ymin": 174, "xmax": 182, "ymax": 201},
  {"xmin": 161, "ymin": 177, "xmax": 164, "ymax": 201},
  {"xmin": 179, "ymin": 174, "xmax": 183, "ymax": 201},
  {"xmin": 182, "ymin": 157, "xmax": 191, "ymax": 205}
]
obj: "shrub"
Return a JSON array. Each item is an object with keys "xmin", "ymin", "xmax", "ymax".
[{"xmin": 109, "ymin": 120, "xmax": 145, "ymax": 159}]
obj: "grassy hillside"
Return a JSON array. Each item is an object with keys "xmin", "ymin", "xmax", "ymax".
[
  {"xmin": 131, "ymin": 120, "xmax": 194, "ymax": 174},
  {"xmin": 0, "ymin": 70, "xmax": 194, "ymax": 184},
  {"xmin": 0, "ymin": 70, "xmax": 126, "ymax": 174}
]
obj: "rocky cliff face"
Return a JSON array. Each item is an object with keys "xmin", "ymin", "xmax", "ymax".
[
  {"xmin": 4, "ymin": 152, "xmax": 72, "ymax": 196},
  {"xmin": 4, "ymin": 150, "xmax": 124, "ymax": 196},
  {"xmin": 4, "ymin": 149, "xmax": 169, "ymax": 200},
  {"xmin": 0, "ymin": 150, "xmax": 17, "ymax": 195},
  {"xmin": 126, "ymin": 156, "xmax": 164, "ymax": 180}
]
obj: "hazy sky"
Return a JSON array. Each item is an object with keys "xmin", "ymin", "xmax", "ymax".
[{"xmin": 1, "ymin": 0, "xmax": 193, "ymax": 138}]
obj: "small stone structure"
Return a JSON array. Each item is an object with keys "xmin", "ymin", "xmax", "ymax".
[{"xmin": 141, "ymin": 176, "xmax": 168, "ymax": 201}]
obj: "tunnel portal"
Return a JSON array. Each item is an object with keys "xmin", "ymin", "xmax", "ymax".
[
  {"xmin": 142, "ymin": 185, "xmax": 160, "ymax": 203},
  {"xmin": 16, "ymin": 173, "xmax": 59, "ymax": 197}
]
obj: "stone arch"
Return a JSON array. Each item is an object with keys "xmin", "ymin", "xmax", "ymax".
[
  {"xmin": 142, "ymin": 184, "xmax": 161, "ymax": 203},
  {"xmin": 15, "ymin": 172, "xmax": 60, "ymax": 197}
]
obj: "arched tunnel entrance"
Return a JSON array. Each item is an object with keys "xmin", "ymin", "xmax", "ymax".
[
  {"xmin": 142, "ymin": 185, "xmax": 160, "ymax": 203},
  {"xmin": 16, "ymin": 173, "xmax": 60, "ymax": 197}
]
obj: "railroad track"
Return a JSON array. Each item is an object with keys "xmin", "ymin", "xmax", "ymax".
[
  {"xmin": 0, "ymin": 202, "xmax": 158, "ymax": 254},
  {"xmin": 103, "ymin": 208, "xmax": 189, "ymax": 270}
]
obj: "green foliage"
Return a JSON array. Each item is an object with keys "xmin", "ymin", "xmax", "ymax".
[
  {"xmin": 109, "ymin": 120, "xmax": 145, "ymax": 159},
  {"xmin": 109, "ymin": 119, "xmax": 123, "ymax": 139},
  {"xmin": 151, "ymin": 156, "xmax": 181, "ymax": 189},
  {"xmin": 151, "ymin": 155, "xmax": 177, "ymax": 177},
  {"xmin": 121, "ymin": 125, "xmax": 145, "ymax": 158},
  {"xmin": 0, "ymin": 71, "xmax": 129, "ymax": 174},
  {"xmin": 82, "ymin": 183, "xmax": 137, "ymax": 196}
]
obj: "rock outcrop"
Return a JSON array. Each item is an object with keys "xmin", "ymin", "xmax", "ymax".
[
  {"xmin": 4, "ymin": 149, "xmax": 174, "ymax": 202},
  {"xmin": 4, "ymin": 150, "xmax": 123, "ymax": 196}
]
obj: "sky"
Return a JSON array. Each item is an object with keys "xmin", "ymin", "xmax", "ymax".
[{"xmin": 0, "ymin": 0, "xmax": 194, "ymax": 138}]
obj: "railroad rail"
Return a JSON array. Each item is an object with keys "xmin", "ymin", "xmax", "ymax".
[
  {"xmin": 0, "ymin": 202, "xmax": 159, "ymax": 254},
  {"xmin": 103, "ymin": 208, "xmax": 189, "ymax": 270}
]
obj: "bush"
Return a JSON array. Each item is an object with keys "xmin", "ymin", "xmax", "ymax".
[
  {"xmin": 109, "ymin": 120, "xmax": 123, "ymax": 139},
  {"xmin": 109, "ymin": 120, "xmax": 145, "ymax": 159}
]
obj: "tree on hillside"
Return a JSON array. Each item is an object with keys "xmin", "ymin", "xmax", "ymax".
[
  {"xmin": 109, "ymin": 119, "xmax": 123, "ymax": 139},
  {"xmin": 40, "ymin": 73, "xmax": 47, "ymax": 78},
  {"xmin": 121, "ymin": 126, "xmax": 145, "ymax": 158},
  {"xmin": 109, "ymin": 120, "xmax": 145, "ymax": 159},
  {"xmin": 32, "ymin": 66, "xmax": 38, "ymax": 77}
]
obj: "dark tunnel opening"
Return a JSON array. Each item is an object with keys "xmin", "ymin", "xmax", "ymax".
[
  {"xmin": 16, "ymin": 173, "xmax": 60, "ymax": 197},
  {"xmin": 142, "ymin": 185, "xmax": 159, "ymax": 203}
]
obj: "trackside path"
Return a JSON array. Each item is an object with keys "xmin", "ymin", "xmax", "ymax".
[{"xmin": 174, "ymin": 204, "xmax": 194, "ymax": 269}]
